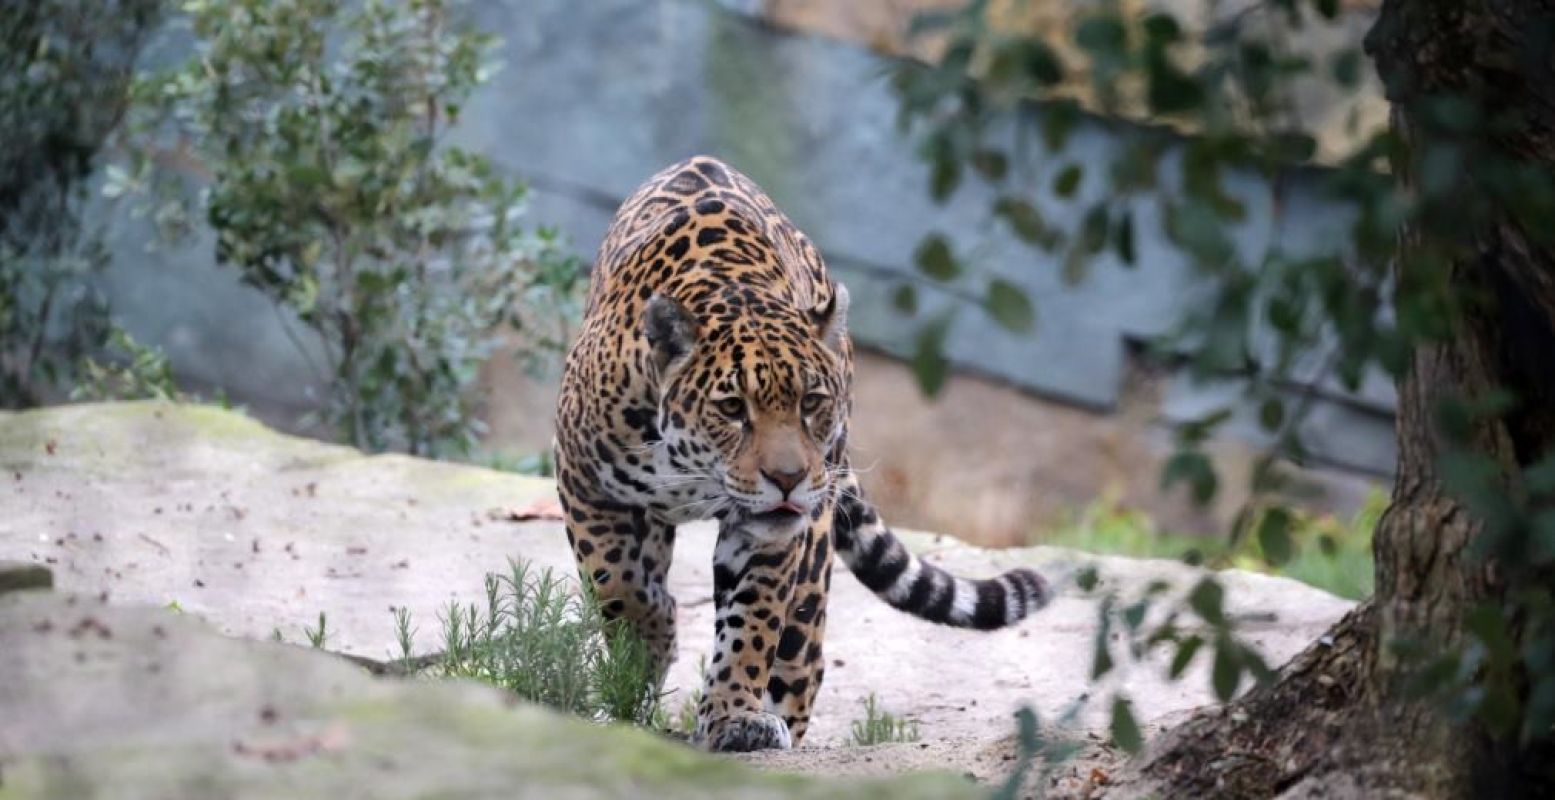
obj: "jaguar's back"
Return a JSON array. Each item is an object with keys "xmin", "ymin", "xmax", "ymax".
[{"xmin": 582, "ymin": 156, "xmax": 836, "ymax": 329}]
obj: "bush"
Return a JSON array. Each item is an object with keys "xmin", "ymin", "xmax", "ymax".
[
  {"xmin": 71, "ymin": 329, "xmax": 188, "ymax": 403},
  {"xmin": 396, "ymin": 560, "xmax": 662, "ymax": 726},
  {"xmin": 127, "ymin": 0, "xmax": 580, "ymax": 456},
  {"xmin": 0, "ymin": 0, "xmax": 161, "ymax": 407}
]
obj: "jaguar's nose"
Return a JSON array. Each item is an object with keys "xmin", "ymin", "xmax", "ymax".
[{"xmin": 761, "ymin": 467, "xmax": 806, "ymax": 495}]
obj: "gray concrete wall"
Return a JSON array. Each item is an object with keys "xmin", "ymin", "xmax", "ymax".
[{"xmin": 95, "ymin": 0, "xmax": 1397, "ymax": 475}]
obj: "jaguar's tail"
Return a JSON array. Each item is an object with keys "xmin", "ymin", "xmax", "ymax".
[{"xmin": 831, "ymin": 478, "xmax": 1052, "ymax": 630}]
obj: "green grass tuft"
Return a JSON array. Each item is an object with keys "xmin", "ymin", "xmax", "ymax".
[
  {"xmin": 397, "ymin": 559, "xmax": 663, "ymax": 726},
  {"xmin": 848, "ymin": 693, "xmax": 920, "ymax": 746},
  {"xmin": 303, "ymin": 611, "xmax": 330, "ymax": 649}
]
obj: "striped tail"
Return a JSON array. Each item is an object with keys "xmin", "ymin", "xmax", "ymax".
[{"xmin": 831, "ymin": 484, "xmax": 1052, "ymax": 630}]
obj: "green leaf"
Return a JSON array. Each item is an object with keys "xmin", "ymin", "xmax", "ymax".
[
  {"xmin": 1092, "ymin": 599, "xmax": 1115, "ymax": 679},
  {"xmin": 970, "ymin": 149, "xmax": 1009, "ymax": 181},
  {"xmin": 1053, "ymin": 163, "xmax": 1083, "ymax": 198},
  {"xmin": 1080, "ymin": 205, "xmax": 1109, "ymax": 253},
  {"xmin": 1110, "ymin": 696, "xmax": 1144, "ymax": 754},
  {"xmin": 911, "ymin": 316, "xmax": 953, "ymax": 396},
  {"xmin": 1269, "ymin": 132, "xmax": 1317, "ymax": 163},
  {"xmin": 1259, "ymin": 398, "xmax": 1285, "ymax": 431},
  {"xmin": 1021, "ymin": 40, "xmax": 1065, "ymax": 86},
  {"xmin": 914, "ymin": 235, "xmax": 962, "ymax": 281},
  {"xmin": 1527, "ymin": 454, "xmax": 1555, "ymax": 495},
  {"xmin": 1187, "ymin": 578, "xmax": 1226, "ymax": 626},
  {"xmin": 1146, "ymin": 57, "xmax": 1203, "ymax": 115},
  {"xmin": 994, "ymin": 196, "xmax": 1056, "ymax": 249},
  {"xmin": 1212, "ymin": 641, "xmax": 1242, "ymax": 701},
  {"xmin": 940, "ymin": 39, "xmax": 975, "ymax": 72},
  {"xmin": 1331, "ymin": 49, "xmax": 1361, "ymax": 88},
  {"xmin": 892, "ymin": 284, "xmax": 919, "ymax": 314},
  {"xmin": 1162, "ymin": 450, "xmax": 1218, "ymax": 506},
  {"xmin": 1075, "ymin": 15, "xmax": 1127, "ymax": 58},
  {"xmin": 1122, "ymin": 599, "xmax": 1148, "ymax": 631},
  {"xmin": 1465, "ymin": 604, "xmax": 1517, "ymax": 667},
  {"xmin": 1166, "ymin": 200, "xmax": 1235, "ymax": 266},
  {"xmin": 1113, "ymin": 211, "xmax": 1136, "ymax": 265},
  {"xmin": 1112, "ymin": 143, "xmax": 1161, "ymax": 191},
  {"xmin": 985, "ymin": 280, "xmax": 1035, "ymax": 332},
  {"xmin": 1092, "ymin": 638, "xmax": 1115, "ymax": 679},
  {"xmin": 930, "ymin": 153, "xmax": 961, "ymax": 203},
  {"xmin": 286, "ymin": 162, "xmax": 329, "ymax": 189},
  {"xmin": 1142, "ymin": 14, "xmax": 1181, "ymax": 45},
  {"xmin": 1257, "ymin": 507, "xmax": 1294, "ymax": 566},
  {"xmin": 1041, "ymin": 100, "xmax": 1080, "ymax": 151},
  {"xmin": 1169, "ymin": 635, "xmax": 1204, "ymax": 678}
]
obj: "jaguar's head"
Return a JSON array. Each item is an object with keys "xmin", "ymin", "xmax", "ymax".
[{"xmin": 645, "ymin": 285, "xmax": 850, "ymax": 538}]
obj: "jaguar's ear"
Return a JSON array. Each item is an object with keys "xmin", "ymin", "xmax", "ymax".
[
  {"xmin": 645, "ymin": 293, "xmax": 699, "ymax": 374},
  {"xmin": 809, "ymin": 282, "xmax": 850, "ymax": 352}
]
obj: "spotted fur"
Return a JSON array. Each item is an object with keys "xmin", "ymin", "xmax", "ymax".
[{"xmin": 553, "ymin": 156, "xmax": 1052, "ymax": 752}]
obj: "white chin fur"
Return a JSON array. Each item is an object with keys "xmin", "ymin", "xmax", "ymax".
[{"xmin": 736, "ymin": 512, "xmax": 810, "ymax": 543}]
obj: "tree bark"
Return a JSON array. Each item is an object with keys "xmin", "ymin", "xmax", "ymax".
[{"xmin": 1091, "ymin": 1, "xmax": 1555, "ymax": 797}]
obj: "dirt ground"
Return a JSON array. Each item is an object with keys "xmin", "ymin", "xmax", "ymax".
[{"xmin": 734, "ymin": 732, "xmax": 1136, "ymax": 798}]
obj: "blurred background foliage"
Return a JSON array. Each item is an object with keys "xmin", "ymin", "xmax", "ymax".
[
  {"xmin": 119, "ymin": 0, "xmax": 582, "ymax": 456},
  {"xmin": 1044, "ymin": 488, "xmax": 1383, "ymax": 601},
  {"xmin": 888, "ymin": 0, "xmax": 1555, "ymax": 769},
  {"xmin": 0, "ymin": 0, "xmax": 162, "ymax": 407}
]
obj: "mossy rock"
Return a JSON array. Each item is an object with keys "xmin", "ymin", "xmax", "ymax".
[{"xmin": 0, "ymin": 590, "xmax": 979, "ymax": 799}]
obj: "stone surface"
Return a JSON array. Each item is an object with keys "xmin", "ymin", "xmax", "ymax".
[
  {"xmin": 0, "ymin": 402, "xmax": 1354, "ymax": 754},
  {"xmin": 0, "ymin": 561, "xmax": 51, "ymax": 595},
  {"xmin": 0, "ymin": 589, "xmax": 980, "ymax": 799}
]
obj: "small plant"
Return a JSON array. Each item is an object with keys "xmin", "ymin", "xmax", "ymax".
[
  {"xmin": 391, "ymin": 605, "xmax": 417, "ymax": 667},
  {"xmin": 399, "ymin": 559, "xmax": 662, "ymax": 726},
  {"xmin": 672, "ymin": 656, "xmax": 709, "ymax": 737},
  {"xmin": 848, "ymin": 693, "xmax": 920, "ymax": 746},
  {"xmin": 303, "ymin": 611, "xmax": 330, "ymax": 649},
  {"xmin": 70, "ymin": 329, "xmax": 184, "ymax": 402}
]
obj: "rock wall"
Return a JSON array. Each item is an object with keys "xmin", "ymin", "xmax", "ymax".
[{"xmin": 90, "ymin": 0, "xmax": 1391, "ymax": 540}]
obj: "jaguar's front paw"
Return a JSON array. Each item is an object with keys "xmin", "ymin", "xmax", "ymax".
[{"xmin": 695, "ymin": 711, "xmax": 793, "ymax": 752}]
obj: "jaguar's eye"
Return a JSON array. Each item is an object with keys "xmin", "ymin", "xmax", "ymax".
[
  {"xmin": 801, "ymin": 392, "xmax": 827, "ymax": 415},
  {"xmin": 713, "ymin": 397, "xmax": 747, "ymax": 419}
]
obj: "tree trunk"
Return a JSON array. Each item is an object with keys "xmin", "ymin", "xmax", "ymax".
[{"xmin": 1093, "ymin": 1, "xmax": 1555, "ymax": 797}]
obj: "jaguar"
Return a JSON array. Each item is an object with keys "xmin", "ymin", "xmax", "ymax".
[{"xmin": 553, "ymin": 155, "xmax": 1051, "ymax": 752}]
